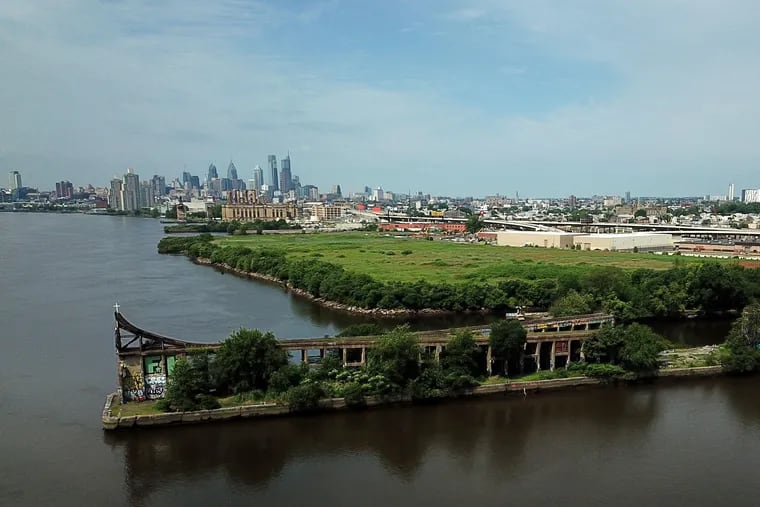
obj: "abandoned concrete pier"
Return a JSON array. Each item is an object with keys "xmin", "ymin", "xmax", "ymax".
[{"xmin": 113, "ymin": 310, "xmax": 613, "ymax": 403}]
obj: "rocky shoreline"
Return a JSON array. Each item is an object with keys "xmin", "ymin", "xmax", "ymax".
[{"xmin": 192, "ymin": 257, "xmax": 485, "ymax": 317}]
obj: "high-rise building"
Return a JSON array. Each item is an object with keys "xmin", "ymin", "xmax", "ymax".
[
  {"xmin": 55, "ymin": 181, "xmax": 74, "ymax": 198},
  {"xmin": 182, "ymin": 171, "xmax": 192, "ymax": 186},
  {"xmin": 625, "ymin": 191, "xmax": 631, "ymax": 204},
  {"xmin": 252, "ymin": 165, "xmax": 264, "ymax": 192},
  {"xmin": 140, "ymin": 181, "xmax": 156, "ymax": 208},
  {"xmin": 122, "ymin": 169, "xmax": 141, "ymax": 211},
  {"xmin": 109, "ymin": 178, "xmax": 124, "ymax": 210},
  {"xmin": 268, "ymin": 155, "xmax": 279, "ymax": 191},
  {"xmin": 190, "ymin": 175, "xmax": 200, "ymax": 189},
  {"xmin": 728, "ymin": 183, "xmax": 735, "ymax": 201},
  {"xmin": 227, "ymin": 161, "xmax": 238, "ymax": 181},
  {"xmin": 9, "ymin": 171, "xmax": 22, "ymax": 190},
  {"xmin": 568, "ymin": 194, "xmax": 577, "ymax": 210},
  {"xmin": 207, "ymin": 164, "xmax": 218, "ymax": 186},
  {"xmin": 742, "ymin": 189, "xmax": 760, "ymax": 203},
  {"xmin": 279, "ymin": 155, "xmax": 292, "ymax": 193},
  {"xmin": 151, "ymin": 175, "xmax": 166, "ymax": 196}
]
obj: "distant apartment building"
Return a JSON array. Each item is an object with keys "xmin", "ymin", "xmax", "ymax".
[
  {"xmin": 55, "ymin": 181, "xmax": 74, "ymax": 198},
  {"xmin": 742, "ymin": 189, "xmax": 760, "ymax": 203},
  {"xmin": 109, "ymin": 169, "xmax": 142, "ymax": 211},
  {"xmin": 140, "ymin": 181, "xmax": 155, "ymax": 208},
  {"xmin": 8, "ymin": 171, "xmax": 22, "ymax": 190},
  {"xmin": 122, "ymin": 170, "xmax": 141, "ymax": 211},
  {"xmin": 308, "ymin": 203, "xmax": 346, "ymax": 221},
  {"xmin": 109, "ymin": 178, "xmax": 124, "ymax": 210},
  {"xmin": 221, "ymin": 190, "xmax": 297, "ymax": 221}
]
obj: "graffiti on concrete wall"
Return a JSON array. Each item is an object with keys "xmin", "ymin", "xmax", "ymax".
[
  {"xmin": 121, "ymin": 364, "xmax": 145, "ymax": 401},
  {"xmin": 144, "ymin": 374, "xmax": 167, "ymax": 399}
]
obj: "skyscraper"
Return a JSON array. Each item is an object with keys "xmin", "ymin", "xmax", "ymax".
[
  {"xmin": 9, "ymin": 171, "xmax": 22, "ymax": 190},
  {"xmin": 728, "ymin": 183, "xmax": 735, "ymax": 201},
  {"xmin": 253, "ymin": 165, "xmax": 264, "ymax": 192},
  {"xmin": 122, "ymin": 169, "xmax": 141, "ymax": 211},
  {"xmin": 110, "ymin": 178, "xmax": 124, "ymax": 210},
  {"xmin": 227, "ymin": 161, "xmax": 238, "ymax": 181},
  {"xmin": 267, "ymin": 155, "xmax": 279, "ymax": 191},
  {"xmin": 207, "ymin": 163, "xmax": 218, "ymax": 185},
  {"xmin": 151, "ymin": 175, "xmax": 166, "ymax": 196},
  {"xmin": 279, "ymin": 155, "xmax": 292, "ymax": 193},
  {"xmin": 182, "ymin": 171, "xmax": 192, "ymax": 186}
]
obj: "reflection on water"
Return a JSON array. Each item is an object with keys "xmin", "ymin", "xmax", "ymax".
[{"xmin": 105, "ymin": 385, "xmax": 660, "ymax": 506}]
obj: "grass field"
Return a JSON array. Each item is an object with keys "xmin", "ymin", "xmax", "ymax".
[{"xmin": 216, "ymin": 232, "xmax": 724, "ymax": 285}]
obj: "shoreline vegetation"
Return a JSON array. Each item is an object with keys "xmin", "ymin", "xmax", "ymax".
[{"xmin": 157, "ymin": 232, "xmax": 760, "ymax": 320}]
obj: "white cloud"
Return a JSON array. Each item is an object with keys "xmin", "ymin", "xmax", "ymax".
[{"xmin": 1, "ymin": 0, "xmax": 760, "ymax": 196}]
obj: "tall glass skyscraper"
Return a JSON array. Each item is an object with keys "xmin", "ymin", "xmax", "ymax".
[
  {"xmin": 227, "ymin": 161, "xmax": 238, "ymax": 181},
  {"xmin": 253, "ymin": 165, "xmax": 264, "ymax": 192},
  {"xmin": 267, "ymin": 155, "xmax": 279, "ymax": 191},
  {"xmin": 279, "ymin": 155, "xmax": 292, "ymax": 193},
  {"xmin": 207, "ymin": 163, "xmax": 218, "ymax": 186}
]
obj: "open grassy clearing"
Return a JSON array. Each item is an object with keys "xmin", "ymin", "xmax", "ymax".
[{"xmin": 217, "ymin": 232, "xmax": 725, "ymax": 285}]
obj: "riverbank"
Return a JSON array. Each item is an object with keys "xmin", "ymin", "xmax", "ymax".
[
  {"xmin": 194, "ymin": 257, "xmax": 469, "ymax": 317},
  {"xmin": 102, "ymin": 365, "xmax": 724, "ymax": 430}
]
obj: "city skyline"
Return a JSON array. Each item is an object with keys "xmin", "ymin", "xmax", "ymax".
[{"xmin": 2, "ymin": 1, "xmax": 760, "ymax": 195}]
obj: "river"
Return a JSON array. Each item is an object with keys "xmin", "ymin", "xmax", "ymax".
[{"xmin": 1, "ymin": 213, "xmax": 757, "ymax": 506}]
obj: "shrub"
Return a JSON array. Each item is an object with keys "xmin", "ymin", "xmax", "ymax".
[
  {"xmin": 285, "ymin": 382, "xmax": 325, "ymax": 411},
  {"xmin": 584, "ymin": 363, "xmax": 626, "ymax": 378},
  {"xmin": 341, "ymin": 382, "xmax": 366, "ymax": 407}
]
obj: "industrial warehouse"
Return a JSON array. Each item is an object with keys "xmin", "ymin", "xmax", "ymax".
[{"xmin": 495, "ymin": 231, "xmax": 674, "ymax": 252}]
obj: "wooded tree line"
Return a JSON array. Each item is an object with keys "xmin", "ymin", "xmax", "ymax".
[{"xmin": 158, "ymin": 235, "xmax": 760, "ymax": 319}]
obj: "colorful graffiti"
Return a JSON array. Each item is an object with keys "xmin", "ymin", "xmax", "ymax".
[
  {"xmin": 121, "ymin": 364, "xmax": 145, "ymax": 401},
  {"xmin": 144, "ymin": 374, "xmax": 167, "ymax": 399}
]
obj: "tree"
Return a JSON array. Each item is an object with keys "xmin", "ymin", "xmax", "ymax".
[
  {"xmin": 440, "ymin": 331, "xmax": 481, "ymax": 378},
  {"xmin": 489, "ymin": 320, "xmax": 527, "ymax": 376},
  {"xmin": 549, "ymin": 290, "xmax": 594, "ymax": 317},
  {"xmin": 366, "ymin": 326, "xmax": 421, "ymax": 389},
  {"xmin": 618, "ymin": 323, "xmax": 668, "ymax": 371},
  {"xmin": 164, "ymin": 359, "xmax": 202, "ymax": 411},
  {"xmin": 465, "ymin": 215, "xmax": 484, "ymax": 234},
  {"xmin": 722, "ymin": 303, "xmax": 760, "ymax": 373},
  {"xmin": 583, "ymin": 325, "xmax": 625, "ymax": 364},
  {"xmin": 584, "ymin": 324, "xmax": 667, "ymax": 371},
  {"xmin": 214, "ymin": 328, "xmax": 288, "ymax": 394}
]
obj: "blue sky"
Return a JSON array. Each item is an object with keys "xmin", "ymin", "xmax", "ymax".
[{"xmin": 2, "ymin": 0, "xmax": 760, "ymax": 197}]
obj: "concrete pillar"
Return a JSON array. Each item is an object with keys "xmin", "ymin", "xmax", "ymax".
[
  {"xmin": 302, "ymin": 349, "xmax": 309, "ymax": 364},
  {"xmin": 342, "ymin": 347, "xmax": 348, "ymax": 366},
  {"xmin": 579, "ymin": 341, "xmax": 586, "ymax": 362},
  {"xmin": 319, "ymin": 349, "xmax": 325, "ymax": 359},
  {"xmin": 486, "ymin": 346, "xmax": 493, "ymax": 376},
  {"xmin": 567, "ymin": 340, "xmax": 573, "ymax": 366},
  {"xmin": 435, "ymin": 345, "xmax": 442, "ymax": 362},
  {"xmin": 360, "ymin": 347, "xmax": 366, "ymax": 366},
  {"xmin": 550, "ymin": 341, "xmax": 556, "ymax": 371},
  {"xmin": 535, "ymin": 342, "xmax": 542, "ymax": 371}
]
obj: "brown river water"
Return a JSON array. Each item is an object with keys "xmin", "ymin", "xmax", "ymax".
[{"xmin": 1, "ymin": 213, "xmax": 756, "ymax": 507}]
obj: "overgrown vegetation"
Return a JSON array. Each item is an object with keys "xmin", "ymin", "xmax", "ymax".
[
  {"xmin": 158, "ymin": 233, "xmax": 760, "ymax": 320},
  {"xmin": 720, "ymin": 303, "xmax": 760, "ymax": 373}
]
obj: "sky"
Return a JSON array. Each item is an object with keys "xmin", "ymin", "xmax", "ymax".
[{"xmin": 2, "ymin": 0, "xmax": 760, "ymax": 197}]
